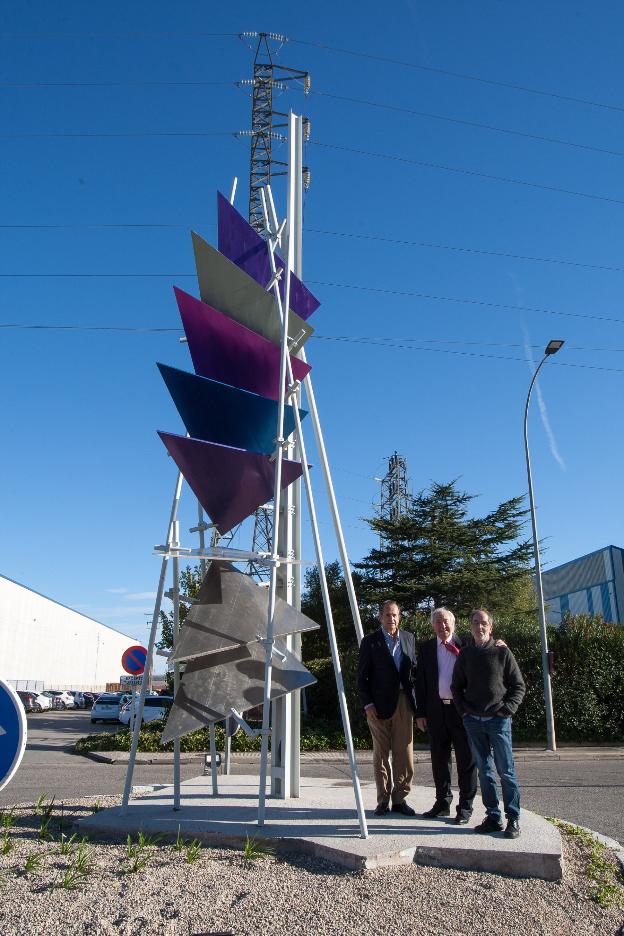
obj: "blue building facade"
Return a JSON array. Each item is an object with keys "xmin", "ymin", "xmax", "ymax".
[{"xmin": 542, "ymin": 545, "xmax": 624, "ymax": 625}]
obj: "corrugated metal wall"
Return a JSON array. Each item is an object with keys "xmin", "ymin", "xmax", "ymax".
[
  {"xmin": 0, "ymin": 574, "xmax": 138, "ymax": 690},
  {"xmin": 542, "ymin": 546, "xmax": 623, "ymax": 625}
]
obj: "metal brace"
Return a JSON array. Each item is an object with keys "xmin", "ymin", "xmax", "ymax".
[
  {"xmin": 229, "ymin": 708, "xmax": 269, "ymax": 739},
  {"xmin": 255, "ymin": 637, "xmax": 287, "ymax": 663}
]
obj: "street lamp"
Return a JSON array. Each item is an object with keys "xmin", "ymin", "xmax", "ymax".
[{"xmin": 524, "ymin": 339, "xmax": 564, "ymax": 752}]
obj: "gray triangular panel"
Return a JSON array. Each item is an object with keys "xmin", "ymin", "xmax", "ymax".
[
  {"xmin": 161, "ymin": 640, "xmax": 316, "ymax": 744},
  {"xmin": 170, "ymin": 561, "xmax": 319, "ymax": 664},
  {"xmin": 192, "ymin": 232, "xmax": 314, "ymax": 353}
]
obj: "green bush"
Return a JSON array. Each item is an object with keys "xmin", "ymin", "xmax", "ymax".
[{"xmin": 74, "ymin": 614, "xmax": 624, "ymax": 753}]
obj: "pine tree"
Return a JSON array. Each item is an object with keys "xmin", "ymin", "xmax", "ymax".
[{"xmin": 355, "ymin": 480, "xmax": 534, "ymax": 617}]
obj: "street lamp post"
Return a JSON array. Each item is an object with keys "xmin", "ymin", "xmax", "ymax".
[{"xmin": 524, "ymin": 339, "xmax": 564, "ymax": 753}]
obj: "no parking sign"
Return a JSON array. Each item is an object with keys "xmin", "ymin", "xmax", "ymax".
[
  {"xmin": 121, "ymin": 645, "xmax": 148, "ymax": 676},
  {"xmin": 0, "ymin": 678, "xmax": 27, "ymax": 793}
]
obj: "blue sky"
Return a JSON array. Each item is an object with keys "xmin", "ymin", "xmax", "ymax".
[{"xmin": 1, "ymin": 2, "xmax": 623, "ymax": 640}]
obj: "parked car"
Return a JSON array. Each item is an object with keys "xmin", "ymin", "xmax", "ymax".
[
  {"xmin": 68, "ymin": 691, "xmax": 91, "ymax": 709},
  {"xmin": 16, "ymin": 690, "xmax": 52, "ymax": 713},
  {"xmin": 119, "ymin": 696, "xmax": 173, "ymax": 727},
  {"xmin": 90, "ymin": 691, "xmax": 132, "ymax": 724},
  {"xmin": 44, "ymin": 690, "xmax": 76, "ymax": 710},
  {"xmin": 82, "ymin": 692, "xmax": 96, "ymax": 709}
]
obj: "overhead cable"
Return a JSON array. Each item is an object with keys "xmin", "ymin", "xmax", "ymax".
[{"xmin": 290, "ymin": 37, "xmax": 624, "ymax": 115}]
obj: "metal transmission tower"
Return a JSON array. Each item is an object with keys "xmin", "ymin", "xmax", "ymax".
[
  {"xmin": 239, "ymin": 32, "xmax": 310, "ymax": 233},
  {"xmin": 375, "ymin": 452, "xmax": 412, "ymax": 547},
  {"xmin": 239, "ymin": 31, "xmax": 310, "ymax": 580}
]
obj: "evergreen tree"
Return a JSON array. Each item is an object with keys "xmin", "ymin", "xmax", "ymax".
[
  {"xmin": 355, "ymin": 480, "xmax": 534, "ymax": 617},
  {"xmin": 157, "ymin": 565, "xmax": 203, "ymax": 652},
  {"xmin": 300, "ymin": 560, "xmax": 364, "ymax": 660}
]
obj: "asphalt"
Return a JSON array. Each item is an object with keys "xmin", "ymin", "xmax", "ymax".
[{"xmin": 2, "ymin": 710, "xmax": 623, "ymax": 844}]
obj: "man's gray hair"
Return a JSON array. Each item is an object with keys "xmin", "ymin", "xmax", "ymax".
[
  {"xmin": 379, "ymin": 599, "xmax": 401, "ymax": 615},
  {"xmin": 470, "ymin": 608, "xmax": 493, "ymax": 625},
  {"xmin": 431, "ymin": 607, "xmax": 455, "ymax": 626}
]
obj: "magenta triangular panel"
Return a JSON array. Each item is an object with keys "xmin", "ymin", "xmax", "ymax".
[
  {"xmin": 174, "ymin": 287, "xmax": 311, "ymax": 401},
  {"xmin": 217, "ymin": 192, "xmax": 320, "ymax": 321},
  {"xmin": 158, "ymin": 432, "xmax": 305, "ymax": 535}
]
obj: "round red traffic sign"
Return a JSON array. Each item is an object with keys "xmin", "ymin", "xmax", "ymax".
[{"xmin": 121, "ymin": 645, "xmax": 148, "ymax": 676}]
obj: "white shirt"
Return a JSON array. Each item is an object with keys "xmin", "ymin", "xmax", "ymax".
[{"xmin": 437, "ymin": 637, "xmax": 458, "ymax": 700}]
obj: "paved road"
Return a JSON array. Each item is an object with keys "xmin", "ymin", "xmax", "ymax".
[{"xmin": 2, "ymin": 711, "xmax": 623, "ymax": 843}]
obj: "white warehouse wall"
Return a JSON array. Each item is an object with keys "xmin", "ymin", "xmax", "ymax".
[{"xmin": 0, "ymin": 574, "xmax": 139, "ymax": 690}]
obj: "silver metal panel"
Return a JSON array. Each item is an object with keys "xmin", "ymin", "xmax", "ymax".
[
  {"xmin": 191, "ymin": 232, "xmax": 313, "ymax": 353},
  {"xmin": 170, "ymin": 561, "xmax": 319, "ymax": 663},
  {"xmin": 542, "ymin": 548, "xmax": 612, "ymax": 599},
  {"xmin": 161, "ymin": 640, "xmax": 316, "ymax": 743}
]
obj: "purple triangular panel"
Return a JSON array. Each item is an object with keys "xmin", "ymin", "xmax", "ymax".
[
  {"xmin": 217, "ymin": 192, "xmax": 320, "ymax": 322},
  {"xmin": 158, "ymin": 432, "xmax": 305, "ymax": 535},
  {"xmin": 174, "ymin": 287, "xmax": 311, "ymax": 401}
]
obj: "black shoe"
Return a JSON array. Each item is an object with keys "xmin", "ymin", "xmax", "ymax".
[
  {"xmin": 391, "ymin": 801, "xmax": 416, "ymax": 817},
  {"xmin": 374, "ymin": 801, "xmax": 390, "ymax": 816},
  {"xmin": 421, "ymin": 803, "xmax": 451, "ymax": 819},
  {"xmin": 474, "ymin": 816, "xmax": 504, "ymax": 834},
  {"xmin": 504, "ymin": 818, "xmax": 520, "ymax": 839},
  {"xmin": 454, "ymin": 811, "xmax": 472, "ymax": 825}
]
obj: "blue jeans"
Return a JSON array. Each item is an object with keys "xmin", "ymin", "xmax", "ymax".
[{"xmin": 463, "ymin": 715, "xmax": 520, "ymax": 821}]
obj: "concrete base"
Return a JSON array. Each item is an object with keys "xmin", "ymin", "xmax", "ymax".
[{"xmin": 77, "ymin": 775, "xmax": 563, "ymax": 880}]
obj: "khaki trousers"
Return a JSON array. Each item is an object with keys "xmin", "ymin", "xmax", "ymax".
[{"xmin": 367, "ymin": 690, "xmax": 414, "ymax": 805}]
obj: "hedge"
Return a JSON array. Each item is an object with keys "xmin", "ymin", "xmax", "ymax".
[{"xmin": 74, "ymin": 614, "xmax": 624, "ymax": 754}]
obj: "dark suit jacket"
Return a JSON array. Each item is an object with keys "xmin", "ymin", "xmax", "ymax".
[
  {"xmin": 414, "ymin": 635, "xmax": 466, "ymax": 727},
  {"xmin": 357, "ymin": 628, "xmax": 417, "ymax": 719}
]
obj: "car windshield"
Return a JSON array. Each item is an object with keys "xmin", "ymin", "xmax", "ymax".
[{"xmin": 95, "ymin": 695, "xmax": 120, "ymax": 704}]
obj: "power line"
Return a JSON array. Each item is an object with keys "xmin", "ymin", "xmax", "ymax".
[
  {"xmin": 308, "ymin": 278, "xmax": 624, "ymax": 327},
  {"xmin": 1, "ymin": 220, "xmax": 623, "ymax": 278},
  {"xmin": 1, "ymin": 271, "xmax": 622, "ymax": 329},
  {"xmin": 1, "ymin": 321, "xmax": 621, "ymax": 373},
  {"xmin": 312, "ymin": 89, "xmax": 624, "ymax": 160},
  {"xmin": 0, "ymin": 130, "xmax": 236, "ymax": 139},
  {"xmin": 311, "ymin": 140, "xmax": 624, "ymax": 209},
  {"xmin": 290, "ymin": 37, "xmax": 624, "ymax": 115},
  {"xmin": 0, "ymin": 31, "xmax": 239, "ymax": 40},
  {"xmin": 0, "ymin": 80, "xmax": 236, "ymax": 88},
  {"xmin": 305, "ymin": 228, "xmax": 624, "ymax": 276}
]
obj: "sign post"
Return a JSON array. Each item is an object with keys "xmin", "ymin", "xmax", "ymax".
[
  {"xmin": 121, "ymin": 648, "xmax": 147, "ymax": 734},
  {"xmin": 0, "ymin": 678, "xmax": 27, "ymax": 793}
]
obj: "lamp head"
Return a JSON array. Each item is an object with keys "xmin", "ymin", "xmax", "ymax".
[{"xmin": 545, "ymin": 339, "xmax": 564, "ymax": 356}]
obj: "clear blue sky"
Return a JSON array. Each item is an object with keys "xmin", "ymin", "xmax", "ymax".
[{"xmin": 1, "ymin": 2, "xmax": 623, "ymax": 640}]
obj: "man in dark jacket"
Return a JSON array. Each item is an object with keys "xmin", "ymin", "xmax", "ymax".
[
  {"xmin": 414, "ymin": 607, "xmax": 477, "ymax": 823},
  {"xmin": 357, "ymin": 600, "xmax": 417, "ymax": 816},
  {"xmin": 451, "ymin": 609, "xmax": 526, "ymax": 839}
]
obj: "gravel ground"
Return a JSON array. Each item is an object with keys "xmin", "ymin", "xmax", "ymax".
[{"xmin": 0, "ymin": 796, "xmax": 623, "ymax": 936}]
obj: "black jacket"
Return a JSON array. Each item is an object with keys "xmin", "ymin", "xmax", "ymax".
[
  {"xmin": 414, "ymin": 635, "xmax": 466, "ymax": 725},
  {"xmin": 357, "ymin": 628, "xmax": 417, "ymax": 719}
]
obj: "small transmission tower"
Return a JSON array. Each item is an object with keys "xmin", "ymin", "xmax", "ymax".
[
  {"xmin": 375, "ymin": 452, "xmax": 412, "ymax": 548},
  {"xmin": 239, "ymin": 31, "xmax": 310, "ymax": 580}
]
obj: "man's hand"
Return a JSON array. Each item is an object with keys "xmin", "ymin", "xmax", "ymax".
[
  {"xmin": 494, "ymin": 639, "xmax": 507, "ymax": 647},
  {"xmin": 365, "ymin": 705, "xmax": 378, "ymax": 720},
  {"xmin": 416, "ymin": 717, "xmax": 427, "ymax": 732}
]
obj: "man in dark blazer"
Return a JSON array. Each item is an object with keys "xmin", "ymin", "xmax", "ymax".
[
  {"xmin": 358, "ymin": 599, "xmax": 418, "ymax": 816},
  {"xmin": 414, "ymin": 607, "xmax": 477, "ymax": 824}
]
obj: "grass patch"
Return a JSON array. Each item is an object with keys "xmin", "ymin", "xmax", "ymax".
[
  {"xmin": 242, "ymin": 834, "xmax": 275, "ymax": 861},
  {"xmin": 124, "ymin": 831, "xmax": 162, "ymax": 874},
  {"xmin": 185, "ymin": 839, "xmax": 202, "ymax": 864},
  {"xmin": 548, "ymin": 818, "xmax": 624, "ymax": 907},
  {"xmin": 1, "ymin": 832, "xmax": 13, "ymax": 855},
  {"xmin": 24, "ymin": 852, "xmax": 46, "ymax": 875},
  {"xmin": 0, "ymin": 808, "xmax": 16, "ymax": 830}
]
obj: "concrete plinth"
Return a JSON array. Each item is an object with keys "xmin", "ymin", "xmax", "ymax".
[{"xmin": 77, "ymin": 775, "xmax": 563, "ymax": 880}]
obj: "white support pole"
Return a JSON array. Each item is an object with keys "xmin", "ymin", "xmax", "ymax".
[
  {"xmin": 256, "ymin": 116, "xmax": 296, "ymax": 829},
  {"xmin": 194, "ymin": 502, "xmax": 220, "ymax": 794},
  {"xmin": 297, "ymin": 350, "xmax": 365, "ymax": 646},
  {"xmin": 262, "ymin": 174, "xmax": 369, "ymax": 839},
  {"xmin": 229, "ymin": 176, "xmax": 238, "ymax": 205},
  {"xmin": 172, "ymin": 520, "xmax": 181, "ymax": 810},
  {"xmin": 121, "ymin": 469, "xmax": 184, "ymax": 813}
]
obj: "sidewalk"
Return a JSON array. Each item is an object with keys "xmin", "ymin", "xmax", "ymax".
[{"xmin": 83, "ymin": 744, "xmax": 624, "ymax": 765}]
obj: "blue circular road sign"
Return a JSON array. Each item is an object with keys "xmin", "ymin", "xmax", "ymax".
[
  {"xmin": 0, "ymin": 679, "xmax": 27, "ymax": 793},
  {"xmin": 121, "ymin": 645, "xmax": 148, "ymax": 676}
]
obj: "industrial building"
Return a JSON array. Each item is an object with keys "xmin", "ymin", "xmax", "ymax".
[
  {"xmin": 542, "ymin": 546, "xmax": 624, "ymax": 625},
  {"xmin": 0, "ymin": 573, "xmax": 138, "ymax": 690}
]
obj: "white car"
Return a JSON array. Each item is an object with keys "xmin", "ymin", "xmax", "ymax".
[
  {"xmin": 119, "ymin": 696, "xmax": 173, "ymax": 726},
  {"xmin": 91, "ymin": 691, "xmax": 132, "ymax": 724},
  {"xmin": 34, "ymin": 692, "xmax": 53, "ymax": 711},
  {"xmin": 46, "ymin": 690, "xmax": 76, "ymax": 710}
]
